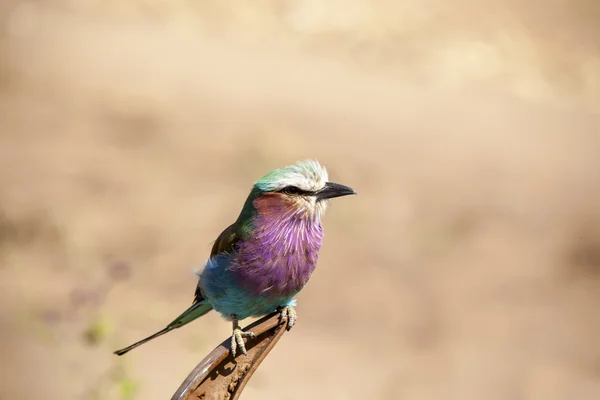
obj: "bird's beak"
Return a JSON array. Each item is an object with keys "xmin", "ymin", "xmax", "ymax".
[{"xmin": 316, "ymin": 182, "xmax": 357, "ymax": 201}]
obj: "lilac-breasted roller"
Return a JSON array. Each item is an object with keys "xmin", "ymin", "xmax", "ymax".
[{"xmin": 113, "ymin": 160, "xmax": 356, "ymax": 357}]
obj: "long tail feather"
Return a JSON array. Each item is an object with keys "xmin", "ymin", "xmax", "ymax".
[
  {"xmin": 113, "ymin": 300, "xmax": 213, "ymax": 356},
  {"xmin": 114, "ymin": 327, "xmax": 171, "ymax": 356}
]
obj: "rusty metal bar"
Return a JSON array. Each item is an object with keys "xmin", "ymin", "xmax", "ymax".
[{"xmin": 171, "ymin": 312, "xmax": 287, "ymax": 400}]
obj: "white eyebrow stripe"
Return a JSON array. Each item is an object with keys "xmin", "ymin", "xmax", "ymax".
[{"xmin": 255, "ymin": 160, "xmax": 328, "ymax": 193}]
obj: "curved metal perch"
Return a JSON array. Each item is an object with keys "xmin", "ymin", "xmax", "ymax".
[{"xmin": 171, "ymin": 312, "xmax": 287, "ymax": 400}]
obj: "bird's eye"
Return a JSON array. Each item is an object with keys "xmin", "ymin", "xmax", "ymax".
[{"xmin": 281, "ymin": 186, "xmax": 301, "ymax": 195}]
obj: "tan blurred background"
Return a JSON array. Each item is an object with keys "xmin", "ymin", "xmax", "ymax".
[{"xmin": 1, "ymin": 1, "xmax": 600, "ymax": 399}]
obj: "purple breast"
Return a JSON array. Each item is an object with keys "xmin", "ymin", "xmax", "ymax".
[{"xmin": 231, "ymin": 212, "xmax": 324, "ymax": 299}]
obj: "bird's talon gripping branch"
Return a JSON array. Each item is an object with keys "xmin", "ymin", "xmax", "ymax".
[
  {"xmin": 231, "ymin": 317, "xmax": 255, "ymax": 358},
  {"xmin": 279, "ymin": 305, "xmax": 297, "ymax": 331}
]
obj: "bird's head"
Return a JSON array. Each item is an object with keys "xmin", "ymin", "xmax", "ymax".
[{"xmin": 252, "ymin": 160, "xmax": 356, "ymax": 220}]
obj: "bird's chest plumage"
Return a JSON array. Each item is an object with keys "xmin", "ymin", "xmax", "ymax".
[
  {"xmin": 231, "ymin": 215, "xmax": 323, "ymax": 299},
  {"xmin": 199, "ymin": 198, "xmax": 325, "ymax": 319}
]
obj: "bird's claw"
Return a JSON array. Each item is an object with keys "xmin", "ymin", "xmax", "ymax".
[
  {"xmin": 230, "ymin": 327, "xmax": 255, "ymax": 358},
  {"xmin": 279, "ymin": 305, "xmax": 297, "ymax": 331}
]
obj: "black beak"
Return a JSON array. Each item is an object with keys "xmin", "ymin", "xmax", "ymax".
[{"xmin": 316, "ymin": 182, "xmax": 356, "ymax": 201}]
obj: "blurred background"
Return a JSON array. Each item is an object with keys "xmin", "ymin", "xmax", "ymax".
[{"xmin": 1, "ymin": 1, "xmax": 600, "ymax": 399}]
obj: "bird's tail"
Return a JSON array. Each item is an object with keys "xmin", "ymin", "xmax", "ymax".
[{"xmin": 113, "ymin": 300, "xmax": 213, "ymax": 356}]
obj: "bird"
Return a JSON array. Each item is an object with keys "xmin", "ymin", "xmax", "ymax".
[{"xmin": 113, "ymin": 159, "xmax": 356, "ymax": 357}]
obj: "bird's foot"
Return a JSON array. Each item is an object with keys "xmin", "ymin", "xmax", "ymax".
[
  {"xmin": 278, "ymin": 305, "xmax": 297, "ymax": 331},
  {"xmin": 230, "ymin": 321, "xmax": 255, "ymax": 358}
]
